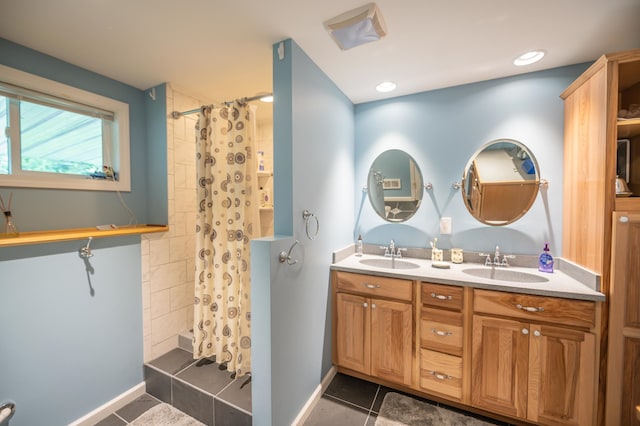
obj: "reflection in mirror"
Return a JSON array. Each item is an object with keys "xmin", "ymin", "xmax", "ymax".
[
  {"xmin": 462, "ymin": 139, "xmax": 539, "ymax": 226},
  {"xmin": 368, "ymin": 150, "xmax": 424, "ymax": 222}
]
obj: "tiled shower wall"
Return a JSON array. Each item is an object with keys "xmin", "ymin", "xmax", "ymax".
[
  {"xmin": 141, "ymin": 86, "xmax": 273, "ymax": 362},
  {"xmin": 142, "ymin": 86, "xmax": 199, "ymax": 362}
]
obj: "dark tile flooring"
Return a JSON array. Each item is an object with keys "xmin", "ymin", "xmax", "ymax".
[
  {"xmin": 94, "ymin": 347, "xmax": 509, "ymax": 426},
  {"xmin": 95, "ymin": 348, "xmax": 251, "ymax": 426},
  {"xmin": 303, "ymin": 373, "xmax": 510, "ymax": 426}
]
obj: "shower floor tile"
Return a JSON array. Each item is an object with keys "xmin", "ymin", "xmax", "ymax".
[{"xmin": 148, "ymin": 347, "xmax": 196, "ymax": 375}]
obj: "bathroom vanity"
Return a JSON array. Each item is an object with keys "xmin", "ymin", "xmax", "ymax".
[{"xmin": 331, "ymin": 254, "xmax": 604, "ymax": 426}]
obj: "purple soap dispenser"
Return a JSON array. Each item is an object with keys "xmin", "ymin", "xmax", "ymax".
[{"xmin": 538, "ymin": 242, "xmax": 554, "ymax": 273}]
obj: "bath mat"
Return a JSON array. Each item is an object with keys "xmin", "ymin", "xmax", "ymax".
[
  {"xmin": 129, "ymin": 403, "xmax": 205, "ymax": 426},
  {"xmin": 375, "ymin": 392, "xmax": 495, "ymax": 426}
]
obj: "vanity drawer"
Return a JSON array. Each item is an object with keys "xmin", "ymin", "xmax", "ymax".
[
  {"xmin": 421, "ymin": 308, "xmax": 463, "ymax": 356},
  {"xmin": 420, "ymin": 349, "xmax": 462, "ymax": 400},
  {"xmin": 473, "ymin": 289, "xmax": 596, "ymax": 328},
  {"xmin": 421, "ymin": 282, "xmax": 463, "ymax": 311},
  {"xmin": 335, "ymin": 271, "xmax": 412, "ymax": 302}
]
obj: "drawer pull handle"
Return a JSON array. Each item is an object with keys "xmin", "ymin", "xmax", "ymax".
[
  {"xmin": 364, "ymin": 283, "xmax": 381, "ymax": 289},
  {"xmin": 515, "ymin": 304, "xmax": 544, "ymax": 312},
  {"xmin": 430, "ymin": 292, "xmax": 452, "ymax": 300},
  {"xmin": 428, "ymin": 370, "xmax": 451, "ymax": 381},
  {"xmin": 431, "ymin": 328, "xmax": 453, "ymax": 336}
]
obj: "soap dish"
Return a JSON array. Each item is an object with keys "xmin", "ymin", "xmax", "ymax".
[{"xmin": 432, "ymin": 261, "xmax": 451, "ymax": 269}]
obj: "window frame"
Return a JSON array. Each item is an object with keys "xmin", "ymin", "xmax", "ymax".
[{"xmin": 0, "ymin": 64, "xmax": 131, "ymax": 192}]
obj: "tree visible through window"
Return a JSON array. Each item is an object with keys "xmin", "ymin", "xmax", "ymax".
[
  {"xmin": 18, "ymin": 99, "xmax": 104, "ymax": 175},
  {"xmin": 0, "ymin": 64, "xmax": 130, "ymax": 191}
]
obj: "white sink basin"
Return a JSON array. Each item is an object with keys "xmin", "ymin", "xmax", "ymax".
[
  {"xmin": 359, "ymin": 258, "xmax": 421, "ymax": 270},
  {"xmin": 462, "ymin": 267, "xmax": 549, "ymax": 283}
]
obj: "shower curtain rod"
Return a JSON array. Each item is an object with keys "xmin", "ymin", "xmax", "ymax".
[{"xmin": 170, "ymin": 93, "xmax": 273, "ymax": 119}]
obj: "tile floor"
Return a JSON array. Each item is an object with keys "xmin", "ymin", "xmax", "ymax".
[
  {"xmin": 95, "ymin": 347, "xmax": 251, "ymax": 426},
  {"xmin": 94, "ymin": 348, "xmax": 509, "ymax": 426},
  {"xmin": 303, "ymin": 373, "xmax": 510, "ymax": 426}
]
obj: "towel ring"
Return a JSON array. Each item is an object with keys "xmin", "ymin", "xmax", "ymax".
[
  {"xmin": 279, "ymin": 240, "xmax": 300, "ymax": 265},
  {"xmin": 302, "ymin": 210, "xmax": 319, "ymax": 240}
]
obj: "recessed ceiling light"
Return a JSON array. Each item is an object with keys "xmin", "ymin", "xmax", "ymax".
[
  {"xmin": 376, "ymin": 81, "xmax": 396, "ymax": 93},
  {"xmin": 513, "ymin": 50, "xmax": 545, "ymax": 66}
]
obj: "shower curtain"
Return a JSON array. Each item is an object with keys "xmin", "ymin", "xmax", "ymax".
[{"xmin": 193, "ymin": 101, "xmax": 259, "ymax": 378}]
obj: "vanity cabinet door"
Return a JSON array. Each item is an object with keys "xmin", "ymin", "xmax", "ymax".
[
  {"xmin": 370, "ymin": 298, "xmax": 413, "ymax": 386},
  {"xmin": 527, "ymin": 324, "xmax": 595, "ymax": 426},
  {"xmin": 472, "ymin": 315, "xmax": 529, "ymax": 419},
  {"xmin": 335, "ymin": 292, "xmax": 370, "ymax": 375}
]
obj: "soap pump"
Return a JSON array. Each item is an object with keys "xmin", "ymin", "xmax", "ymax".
[
  {"xmin": 538, "ymin": 242, "xmax": 554, "ymax": 273},
  {"xmin": 356, "ymin": 235, "xmax": 363, "ymax": 256}
]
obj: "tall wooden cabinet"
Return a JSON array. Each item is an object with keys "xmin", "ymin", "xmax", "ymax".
[
  {"xmin": 561, "ymin": 48, "xmax": 640, "ymax": 424},
  {"xmin": 606, "ymin": 212, "xmax": 640, "ymax": 426}
]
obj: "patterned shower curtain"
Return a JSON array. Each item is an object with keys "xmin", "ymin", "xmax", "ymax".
[{"xmin": 193, "ymin": 101, "xmax": 259, "ymax": 378}]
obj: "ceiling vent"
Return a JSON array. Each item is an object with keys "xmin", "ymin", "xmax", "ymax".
[{"xmin": 324, "ymin": 3, "xmax": 387, "ymax": 50}]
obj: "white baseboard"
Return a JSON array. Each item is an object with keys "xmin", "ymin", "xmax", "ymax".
[
  {"xmin": 291, "ymin": 366, "xmax": 337, "ymax": 426},
  {"xmin": 69, "ymin": 382, "xmax": 146, "ymax": 426}
]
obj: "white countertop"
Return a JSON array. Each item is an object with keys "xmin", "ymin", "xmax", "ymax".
[{"xmin": 331, "ymin": 253, "xmax": 605, "ymax": 302}]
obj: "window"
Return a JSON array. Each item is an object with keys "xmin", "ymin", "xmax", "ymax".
[{"xmin": 0, "ymin": 65, "xmax": 130, "ymax": 191}]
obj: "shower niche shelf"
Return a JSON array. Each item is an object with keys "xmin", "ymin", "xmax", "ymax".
[{"xmin": 0, "ymin": 224, "xmax": 168, "ymax": 247}]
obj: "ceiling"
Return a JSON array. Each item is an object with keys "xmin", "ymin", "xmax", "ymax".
[{"xmin": 1, "ymin": 0, "xmax": 640, "ymax": 111}]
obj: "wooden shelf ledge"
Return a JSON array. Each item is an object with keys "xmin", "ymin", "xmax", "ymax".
[{"xmin": 0, "ymin": 224, "xmax": 168, "ymax": 247}]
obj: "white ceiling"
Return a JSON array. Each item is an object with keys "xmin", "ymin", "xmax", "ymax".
[{"xmin": 1, "ymin": 0, "xmax": 640, "ymax": 109}]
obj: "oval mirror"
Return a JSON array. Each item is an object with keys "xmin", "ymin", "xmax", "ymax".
[
  {"xmin": 367, "ymin": 150, "xmax": 424, "ymax": 222},
  {"xmin": 462, "ymin": 139, "xmax": 540, "ymax": 226}
]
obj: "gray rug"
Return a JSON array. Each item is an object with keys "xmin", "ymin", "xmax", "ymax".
[
  {"xmin": 129, "ymin": 403, "xmax": 205, "ymax": 426},
  {"xmin": 375, "ymin": 392, "xmax": 494, "ymax": 426}
]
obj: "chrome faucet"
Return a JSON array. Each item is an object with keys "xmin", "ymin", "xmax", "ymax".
[
  {"xmin": 479, "ymin": 245, "xmax": 515, "ymax": 267},
  {"xmin": 380, "ymin": 239, "xmax": 406, "ymax": 268}
]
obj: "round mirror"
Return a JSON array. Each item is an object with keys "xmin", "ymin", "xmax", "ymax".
[
  {"xmin": 367, "ymin": 150, "xmax": 424, "ymax": 222},
  {"xmin": 462, "ymin": 139, "xmax": 540, "ymax": 226}
]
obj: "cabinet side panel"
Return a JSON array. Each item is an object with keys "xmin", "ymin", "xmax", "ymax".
[{"xmin": 562, "ymin": 64, "xmax": 608, "ymax": 274}]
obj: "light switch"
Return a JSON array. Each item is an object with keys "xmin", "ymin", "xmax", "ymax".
[{"xmin": 440, "ymin": 217, "xmax": 452, "ymax": 234}]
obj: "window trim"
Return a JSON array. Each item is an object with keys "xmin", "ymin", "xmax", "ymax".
[{"xmin": 0, "ymin": 64, "xmax": 131, "ymax": 192}]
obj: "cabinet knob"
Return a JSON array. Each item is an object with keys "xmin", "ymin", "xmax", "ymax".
[
  {"xmin": 363, "ymin": 302, "xmax": 368, "ymax": 308},
  {"xmin": 371, "ymin": 303, "xmax": 376, "ymax": 309},
  {"xmin": 522, "ymin": 328, "xmax": 529, "ymax": 335},
  {"xmin": 430, "ymin": 292, "xmax": 452, "ymax": 300},
  {"xmin": 533, "ymin": 330, "xmax": 541, "ymax": 337}
]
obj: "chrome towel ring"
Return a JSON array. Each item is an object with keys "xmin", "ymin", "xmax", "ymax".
[{"xmin": 302, "ymin": 210, "xmax": 319, "ymax": 240}]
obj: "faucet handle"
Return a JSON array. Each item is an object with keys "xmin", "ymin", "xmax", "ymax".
[
  {"xmin": 396, "ymin": 247, "xmax": 407, "ymax": 258},
  {"xmin": 501, "ymin": 254, "xmax": 516, "ymax": 267}
]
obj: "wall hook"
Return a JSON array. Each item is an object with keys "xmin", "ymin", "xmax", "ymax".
[
  {"xmin": 279, "ymin": 240, "xmax": 300, "ymax": 265},
  {"xmin": 424, "ymin": 182, "xmax": 433, "ymax": 191},
  {"xmin": 79, "ymin": 237, "xmax": 94, "ymax": 258},
  {"xmin": 452, "ymin": 181, "xmax": 462, "ymax": 190}
]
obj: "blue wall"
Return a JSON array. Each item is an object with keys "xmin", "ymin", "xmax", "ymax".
[
  {"xmin": 0, "ymin": 238, "xmax": 143, "ymax": 426},
  {"xmin": 0, "ymin": 39, "xmax": 166, "ymax": 425},
  {"xmin": 252, "ymin": 39, "xmax": 355, "ymax": 426},
  {"xmin": 354, "ymin": 64, "xmax": 590, "ymax": 256}
]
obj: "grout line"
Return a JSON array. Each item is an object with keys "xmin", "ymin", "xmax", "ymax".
[
  {"xmin": 323, "ymin": 394, "xmax": 372, "ymax": 413},
  {"xmin": 212, "ymin": 396, "xmax": 253, "ymax": 417}
]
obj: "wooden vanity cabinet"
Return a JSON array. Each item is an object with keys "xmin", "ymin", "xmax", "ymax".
[
  {"xmin": 418, "ymin": 283, "xmax": 467, "ymax": 402},
  {"xmin": 332, "ymin": 271, "xmax": 413, "ymax": 386},
  {"xmin": 471, "ymin": 289, "xmax": 597, "ymax": 425}
]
